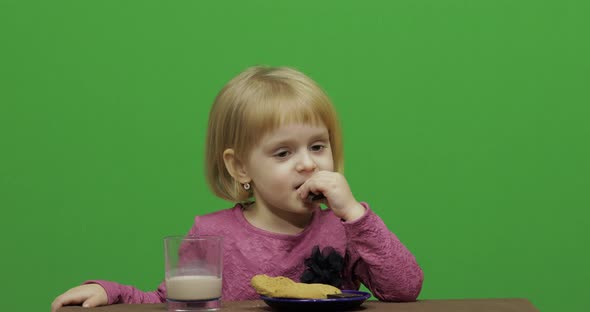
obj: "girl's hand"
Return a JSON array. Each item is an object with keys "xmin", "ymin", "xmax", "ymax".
[
  {"xmin": 51, "ymin": 284, "xmax": 108, "ymax": 312},
  {"xmin": 297, "ymin": 171, "xmax": 365, "ymax": 221}
]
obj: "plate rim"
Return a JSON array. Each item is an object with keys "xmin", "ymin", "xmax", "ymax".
[{"xmin": 260, "ymin": 289, "xmax": 371, "ymax": 303}]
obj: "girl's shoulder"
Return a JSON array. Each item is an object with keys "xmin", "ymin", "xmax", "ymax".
[{"xmin": 190, "ymin": 204, "xmax": 243, "ymax": 236}]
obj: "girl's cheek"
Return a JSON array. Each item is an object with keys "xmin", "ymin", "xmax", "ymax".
[{"xmin": 323, "ymin": 160, "xmax": 335, "ymax": 171}]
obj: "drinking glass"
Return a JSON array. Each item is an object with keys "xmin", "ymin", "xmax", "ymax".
[{"xmin": 164, "ymin": 235, "xmax": 223, "ymax": 311}]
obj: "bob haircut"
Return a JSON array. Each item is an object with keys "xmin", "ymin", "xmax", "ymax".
[{"xmin": 205, "ymin": 66, "xmax": 343, "ymax": 202}]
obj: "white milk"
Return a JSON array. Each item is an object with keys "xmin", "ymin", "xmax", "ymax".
[{"xmin": 166, "ymin": 275, "xmax": 222, "ymax": 301}]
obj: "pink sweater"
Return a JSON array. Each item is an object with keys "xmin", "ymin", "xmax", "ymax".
[{"xmin": 87, "ymin": 203, "xmax": 423, "ymax": 303}]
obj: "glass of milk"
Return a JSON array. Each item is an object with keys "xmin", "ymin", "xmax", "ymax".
[{"xmin": 164, "ymin": 235, "xmax": 223, "ymax": 311}]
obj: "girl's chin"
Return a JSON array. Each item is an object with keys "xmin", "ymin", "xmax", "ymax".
[{"xmin": 281, "ymin": 201, "xmax": 315, "ymax": 214}]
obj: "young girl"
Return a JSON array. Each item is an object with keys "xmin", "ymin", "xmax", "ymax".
[{"xmin": 51, "ymin": 66, "xmax": 424, "ymax": 311}]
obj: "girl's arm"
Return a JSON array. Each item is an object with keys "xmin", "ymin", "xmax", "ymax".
[
  {"xmin": 82, "ymin": 279, "xmax": 166, "ymax": 304},
  {"xmin": 342, "ymin": 203, "xmax": 424, "ymax": 302}
]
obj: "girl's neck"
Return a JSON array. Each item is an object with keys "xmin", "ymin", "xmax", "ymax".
[{"xmin": 242, "ymin": 202, "xmax": 315, "ymax": 235}]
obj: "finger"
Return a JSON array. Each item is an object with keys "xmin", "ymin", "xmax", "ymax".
[
  {"xmin": 299, "ymin": 181, "xmax": 322, "ymax": 201},
  {"xmin": 82, "ymin": 295, "xmax": 101, "ymax": 308},
  {"xmin": 51, "ymin": 299, "xmax": 62, "ymax": 312},
  {"xmin": 299, "ymin": 179, "xmax": 321, "ymax": 198},
  {"xmin": 51, "ymin": 294, "xmax": 82, "ymax": 312}
]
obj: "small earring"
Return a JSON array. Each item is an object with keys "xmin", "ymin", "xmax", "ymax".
[{"xmin": 243, "ymin": 182, "xmax": 251, "ymax": 190}]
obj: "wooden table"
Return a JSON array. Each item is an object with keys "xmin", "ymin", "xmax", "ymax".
[{"xmin": 59, "ymin": 298, "xmax": 539, "ymax": 312}]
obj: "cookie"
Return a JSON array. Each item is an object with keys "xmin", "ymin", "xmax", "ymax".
[{"xmin": 251, "ymin": 274, "xmax": 341, "ymax": 299}]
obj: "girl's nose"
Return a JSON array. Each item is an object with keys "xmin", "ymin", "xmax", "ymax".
[{"xmin": 295, "ymin": 152, "xmax": 318, "ymax": 172}]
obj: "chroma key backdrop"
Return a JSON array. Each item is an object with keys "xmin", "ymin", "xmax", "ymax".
[{"xmin": 1, "ymin": 1, "xmax": 588, "ymax": 311}]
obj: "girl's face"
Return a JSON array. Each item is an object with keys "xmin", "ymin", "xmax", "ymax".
[{"xmin": 244, "ymin": 123, "xmax": 334, "ymax": 216}]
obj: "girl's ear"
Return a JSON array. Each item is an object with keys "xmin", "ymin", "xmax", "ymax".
[{"xmin": 223, "ymin": 148, "xmax": 251, "ymax": 183}]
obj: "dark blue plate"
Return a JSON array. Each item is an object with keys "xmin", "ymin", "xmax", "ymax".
[{"xmin": 260, "ymin": 290, "xmax": 371, "ymax": 311}]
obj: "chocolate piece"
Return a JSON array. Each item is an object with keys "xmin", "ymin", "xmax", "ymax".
[{"xmin": 307, "ymin": 193, "xmax": 325, "ymax": 202}]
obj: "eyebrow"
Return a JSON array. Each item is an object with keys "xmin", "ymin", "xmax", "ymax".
[{"xmin": 264, "ymin": 131, "xmax": 330, "ymax": 149}]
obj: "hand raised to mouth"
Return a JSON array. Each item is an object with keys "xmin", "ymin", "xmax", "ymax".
[{"xmin": 296, "ymin": 171, "xmax": 365, "ymax": 222}]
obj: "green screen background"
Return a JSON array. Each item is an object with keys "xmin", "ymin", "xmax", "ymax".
[{"xmin": 1, "ymin": 1, "xmax": 588, "ymax": 311}]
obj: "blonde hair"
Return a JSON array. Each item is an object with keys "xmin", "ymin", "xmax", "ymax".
[{"xmin": 205, "ymin": 66, "xmax": 343, "ymax": 202}]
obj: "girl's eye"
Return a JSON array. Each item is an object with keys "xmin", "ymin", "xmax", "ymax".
[
  {"xmin": 274, "ymin": 151, "xmax": 290, "ymax": 158},
  {"xmin": 310, "ymin": 144, "xmax": 325, "ymax": 152}
]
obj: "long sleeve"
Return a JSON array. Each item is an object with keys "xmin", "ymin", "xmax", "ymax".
[
  {"xmin": 83, "ymin": 280, "xmax": 166, "ymax": 304},
  {"xmin": 78, "ymin": 204, "xmax": 423, "ymax": 303},
  {"xmin": 342, "ymin": 204, "xmax": 424, "ymax": 302}
]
